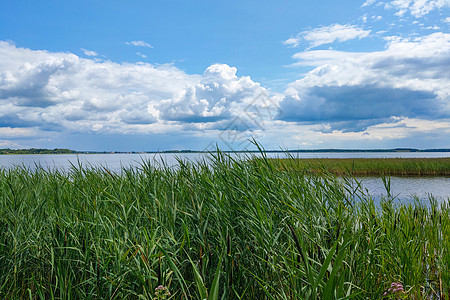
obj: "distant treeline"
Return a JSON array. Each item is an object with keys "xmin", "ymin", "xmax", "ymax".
[
  {"xmin": 0, "ymin": 148, "xmax": 77, "ymax": 155},
  {"xmin": 277, "ymin": 148, "xmax": 450, "ymax": 153},
  {"xmin": 155, "ymin": 148, "xmax": 450, "ymax": 153},
  {"xmin": 1, "ymin": 147, "xmax": 449, "ymax": 155}
]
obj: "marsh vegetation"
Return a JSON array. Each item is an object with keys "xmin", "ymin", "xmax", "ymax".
[
  {"xmin": 0, "ymin": 150, "xmax": 448, "ymax": 299},
  {"xmin": 268, "ymin": 157, "xmax": 450, "ymax": 176}
]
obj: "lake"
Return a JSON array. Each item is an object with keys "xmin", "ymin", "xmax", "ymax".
[{"xmin": 0, "ymin": 152, "xmax": 449, "ymax": 203}]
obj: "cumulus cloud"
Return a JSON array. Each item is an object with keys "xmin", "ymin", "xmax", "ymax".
[
  {"xmin": 1, "ymin": 29, "xmax": 449, "ymax": 150},
  {"xmin": 279, "ymin": 32, "xmax": 450, "ymax": 132},
  {"xmin": 385, "ymin": 0, "xmax": 450, "ymax": 17},
  {"xmin": 158, "ymin": 64, "xmax": 268, "ymax": 125},
  {"xmin": 0, "ymin": 42, "xmax": 197, "ymax": 134},
  {"xmin": 284, "ymin": 24, "xmax": 371, "ymax": 49},
  {"xmin": 125, "ymin": 40, "xmax": 153, "ymax": 48},
  {"xmin": 0, "ymin": 42, "xmax": 270, "ymax": 144}
]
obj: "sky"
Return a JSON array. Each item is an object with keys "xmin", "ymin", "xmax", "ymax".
[{"xmin": 0, "ymin": 0, "xmax": 449, "ymax": 151}]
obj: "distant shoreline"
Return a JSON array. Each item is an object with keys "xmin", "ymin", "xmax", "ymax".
[{"xmin": 1, "ymin": 148, "xmax": 450, "ymax": 155}]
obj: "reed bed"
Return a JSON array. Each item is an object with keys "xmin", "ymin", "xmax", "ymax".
[
  {"xmin": 269, "ymin": 157, "xmax": 450, "ymax": 176},
  {"xmin": 0, "ymin": 150, "xmax": 448, "ymax": 299}
]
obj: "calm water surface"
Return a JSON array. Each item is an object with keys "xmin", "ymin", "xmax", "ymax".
[
  {"xmin": 0, "ymin": 152, "xmax": 448, "ymax": 203},
  {"xmin": 346, "ymin": 176, "xmax": 449, "ymax": 204}
]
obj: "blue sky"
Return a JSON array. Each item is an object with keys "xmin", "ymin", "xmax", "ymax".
[{"xmin": 0, "ymin": 0, "xmax": 449, "ymax": 151}]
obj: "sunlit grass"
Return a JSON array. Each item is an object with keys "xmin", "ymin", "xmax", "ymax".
[{"xmin": 0, "ymin": 149, "xmax": 448, "ymax": 299}]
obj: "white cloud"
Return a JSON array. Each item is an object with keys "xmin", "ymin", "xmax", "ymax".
[
  {"xmin": 125, "ymin": 40, "xmax": 153, "ymax": 48},
  {"xmin": 1, "ymin": 31, "xmax": 449, "ymax": 149},
  {"xmin": 0, "ymin": 42, "xmax": 270, "ymax": 140},
  {"xmin": 157, "ymin": 64, "xmax": 270, "ymax": 125},
  {"xmin": 285, "ymin": 24, "xmax": 371, "ymax": 49},
  {"xmin": 386, "ymin": 0, "xmax": 450, "ymax": 17},
  {"xmin": 280, "ymin": 33, "xmax": 450, "ymax": 132},
  {"xmin": 289, "ymin": 32, "xmax": 450, "ymax": 89},
  {"xmin": 362, "ymin": 0, "xmax": 377, "ymax": 7},
  {"xmin": 291, "ymin": 50, "xmax": 365, "ymax": 66},
  {"xmin": 0, "ymin": 127, "xmax": 41, "ymax": 138},
  {"xmin": 361, "ymin": 14, "xmax": 368, "ymax": 23},
  {"xmin": 80, "ymin": 48, "xmax": 98, "ymax": 56},
  {"xmin": 0, "ymin": 41, "xmax": 191, "ymax": 135},
  {"xmin": 282, "ymin": 38, "xmax": 300, "ymax": 48},
  {"xmin": 444, "ymin": 16, "xmax": 450, "ymax": 22}
]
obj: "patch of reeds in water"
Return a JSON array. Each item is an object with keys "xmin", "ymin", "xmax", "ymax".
[
  {"xmin": 0, "ymin": 149, "xmax": 448, "ymax": 299},
  {"xmin": 269, "ymin": 157, "xmax": 450, "ymax": 176}
]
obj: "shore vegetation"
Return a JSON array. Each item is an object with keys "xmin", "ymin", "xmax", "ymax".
[
  {"xmin": 268, "ymin": 157, "xmax": 450, "ymax": 176},
  {"xmin": 0, "ymin": 150, "xmax": 448, "ymax": 299}
]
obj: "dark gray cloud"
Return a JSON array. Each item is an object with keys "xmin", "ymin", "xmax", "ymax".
[
  {"xmin": 119, "ymin": 109, "xmax": 157, "ymax": 125},
  {"xmin": 279, "ymin": 85, "xmax": 441, "ymax": 131},
  {"xmin": 371, "ymin": 56, "xmax": 450, "ymax": 79},
  {"xmin": 0, "ymin": 114, "xmax": 38, "ymax": 128}
]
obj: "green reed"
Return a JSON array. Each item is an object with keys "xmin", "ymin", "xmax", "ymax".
[
  {"xmin": 269, "ymin": 157, "xmax": 450, "ymax": 176},
  {"xmin": 0, "ymin": 149, "xmax": 448, "ymax": 299}
]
